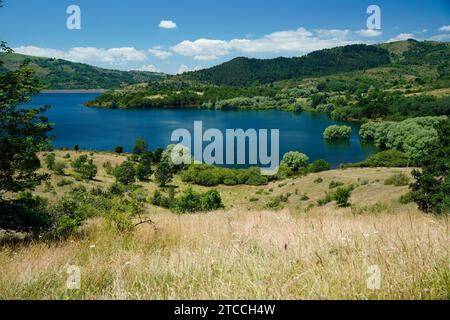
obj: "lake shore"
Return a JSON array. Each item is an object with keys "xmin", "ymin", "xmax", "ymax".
[{"xmin": 42, "ymin": 89, "xmax": 107, "ymax": 94}]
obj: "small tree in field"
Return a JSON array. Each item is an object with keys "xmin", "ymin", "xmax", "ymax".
[
  {"xmin": 71, "ymin": 155, "xmax": 97, "ymax": 180},
  {"xmin": 133, "ymin": 138, "xmax": 148, "ymax": 155},
  {"xmin": 114, "ymin": 146, "xmax": 124, "ymax": 154},
  {"xmin": 281, "ymin": 151, "xmax": 309, "ymax": 172},
  {"xmin": 113, "ymin": 161, "xmax": 136, "ymax": 185}
]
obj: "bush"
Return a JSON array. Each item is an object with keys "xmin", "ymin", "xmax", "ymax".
[
  {"xmin": 314, "ymin": 177, "xmax": 324, "ymax": 184},
  {"xmin": 334, "ymin": 187, "xmax": 352, "ymax": 207},
  {"xmin": 115, "ymin": 146, "xmax": 124, "ymax": 154},
  {"xmin": 329, "ymin": 181, "xmax": 344, "ymax": 189},
  {"xmin": 56, "ymin": 178, "xmax": 73, "ymax": 187},
  {"xmin": 133, "ymin": 138, "xmax": 148, "ymax": 155},
  {"xmin": 113, "ymin": 161, "xmax": 136, "ymax": 185},
  {"xmin": 281, "ymin": 151, "xmax": 309, "ymax": 171},
  {"xmin": 103, "ymin": 161, "xmax": 114, "ymax": 175},
  {"xmin": 44, "ymin": 153, "xmax": 56, "ymax": 170},
  {"xmin": 323, "ymin": 125, "xmax": 352, "ymax": 140},
  {"xmin": 136, "ymin": 162, "xmax": 153, "ymax": 181},
  {"xmin": 0, "ymin": 192, "xmax": 52, "ymax": 234},
  {"xmin": 348, "ymin": 150, "xmax": 410, "ymax": 168},
  {"xmin": 384, "ymin": 173, "xmax": 410, "ymax": 186},
  {"xmin": 53, "ymin": 161, "xmax": 67, "ymax": 176},
  {"xmin": 172, "ymin": 187, "xmax": 223, "ymax": 214},
  {"xmin": 307, "ymin": 159, "xmax": 331, "ymax": 173},
  {"xmin": 71, "ymin": 155, "xmax": 97, "ymax": 180}
]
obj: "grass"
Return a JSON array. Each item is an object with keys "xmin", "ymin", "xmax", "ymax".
[{"xmin": 0, "ymin": 150, "xmax": 448, "ymax": 300}]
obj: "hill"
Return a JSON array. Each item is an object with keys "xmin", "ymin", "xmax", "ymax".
[
  {"xmin": 0, "ymin": 53, "xmax": 166, "ymax": 90},
  {"xmin": 184, "ymin": 44, "xmax": 391, "ymax": 86}
]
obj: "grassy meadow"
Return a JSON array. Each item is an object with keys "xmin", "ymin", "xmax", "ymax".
[{"xmin": 0, "ymin": 151, "xmax": 448, "ymax": 300}]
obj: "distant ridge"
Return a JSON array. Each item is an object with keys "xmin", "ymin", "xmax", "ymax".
[{"xmin": 0, "ymin": 53, "xmax": 167, "ymax": 90}]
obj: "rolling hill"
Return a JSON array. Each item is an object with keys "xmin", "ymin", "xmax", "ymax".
[
  {"xmin": 184, "ymin": 44, "xmax": 391, "ymax": 86},
  {"xmin": 0, "ymin": 53, "xmax": 166, "ymax": 90}
]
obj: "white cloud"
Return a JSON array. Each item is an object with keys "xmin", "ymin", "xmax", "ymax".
[
  {"xmin": 135, "ymin": 64, "xmax": 160, "ymax": 72},
  {"xmin": 171, "ymin": 27, "xmax": 360, "ymax": 60},
  {"xmin": 387, "ymin": 33, "xmax": 416, "ymax": 43},
  {"xmin": 148, "ymin": 47, "xmax": 173, "ymax": 59},
  {"xmin": 159, "ymin": 20, "xmax": 177, "ymax": 29},
  {"xmin": 177, "ymin": 64, "xmax": 203, "ymax": 74},
  {"xmin": 438, "ymin": 25, "xmax": 450, "ymax": 32},
  {"xmin": 356, "ymin": 29, "xmax": 383, "ymax": 37},
  {"xmin": 13, "ymin": 46, "xmax": 147, "ymax": 65},
  {"xmin": 429, "ymin": 34, "xmax": 450, "ymax": 41}
]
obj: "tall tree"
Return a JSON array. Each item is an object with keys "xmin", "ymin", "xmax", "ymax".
[{"xmin": 0, "ymin": 10, "xmax": 54, "ymax": 231}]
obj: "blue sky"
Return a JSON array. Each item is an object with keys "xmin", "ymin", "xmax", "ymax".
[{"xmin": 0, "ymin": 0, "xmax": 449, "ymax": 74}]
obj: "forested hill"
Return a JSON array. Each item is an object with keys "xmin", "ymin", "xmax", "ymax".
[
  {"xmin": 0, "ymin": 53, "xmax": 166, "ymax": 89},
  {"xmin": 184, "ymin": 44, "xmax": 391, "ymax": 86}
]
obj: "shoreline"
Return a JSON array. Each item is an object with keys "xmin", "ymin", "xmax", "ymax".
[{"xmin": 42, "ymin": 89, "xmax": 107, "ymax": 93}]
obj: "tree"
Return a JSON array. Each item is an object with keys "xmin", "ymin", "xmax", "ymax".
[
  {"xmin": 136, "ymin": 162, "xmax": 152, "ymax": 181},
  {"xmin": 334, "ymin": 187, "xmax": 352, "ymax": 207},
  {"xmin": 71, "ymin": 155, "xmax": 97, "ymax": 180},
  {"xmin": 410, "ymin": 119, "xmax": 450, "ymax": 214},
  {"xmin": 323, "ymin": 125, "xmax": 352, "ymax": 140},
  {"xmin": 281, "ymin": 151, "xmax": 309, "ymax": 172},
  {"xmin": 133, "ymin": 138, "xmax": 148, "ymax": 155},
  {"xmin": 114, "ymin": 146, "xmax": 124, "ymax": 154},
  {"xmin": 155, "ymin": 158, "xmax": 173, "ymax": 187},
  {"xmin": 0, "ymin": 36, "xmax": 53, "ymax": 232},
  {"xmin": 113, "ymin": 161, "xmax": 136, "ymax": 185}
]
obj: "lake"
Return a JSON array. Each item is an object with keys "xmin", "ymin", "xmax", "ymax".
[{"xmin": 25, "ymin": 93, "xmax": 377, "ymax": 168}]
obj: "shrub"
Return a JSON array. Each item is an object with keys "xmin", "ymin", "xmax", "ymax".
[
  {"xmin": 348, "ymin": 150, "xmax": 410, "ymax": 168},
  {"xmin": 115, "ymin": 146, "xmax": 124, "ymax": 154},
  {"xmin": 323, "ymin": 125, "xmax": 352, "ymax": 140},
  {"xmin": 0, "ymin": 192, "xmax": 52, "ymax": 234},
  {"xmin": 384, "ymin": 173, "xmax": 410, "ymax": 186},
  {"xmin": 329, "ymin": 181, "xmax": 344, "ymax": 189},
  {"xmin": 53, "ymin": 161, "xmax": 67, "ymax": 176},
  {"xmin": 71, "ymin": 155, "xmax": 98, "ymax": 180},
  {"xmin": 281, "ymin": 151, "xmax": 309, "ymax": 171},
  {"xmin": 103, "ymin": 161, "xmax": 114, "ymax": 175},
  {"xmin": 317, "ymin": 192, "xmax": 334, "ymax": 206},
  {"xmin": 307, "ymin": 159, "xmax": 331, "ymax": 173},
  {"xmin": 44, "ymin": 153, "xmax": 56, "ymax": 170},
  {"xmin": 314, "ymin": 177, "xmax": 324, "ymax": 184},
  {"xmin": 133, "ymin": 138, "xmax": 148, "ymax": 155},
  {"xmin": 113, "ymin": 161, "xmax": 136, "ymax": 185},
  {"xmin": 136, "ymin": 162, "xmax": 153, "ymax": 181},
  {"xmin": 334, "ymin": 187, "xmax": 352, "ymax": 207},
  {"xmin": 56, "ymin": 178, "xmax": 73, "ymax": 187},
  {"xmin": 172, "ymin": 187, "xmax": 223, "ymax": 214}
]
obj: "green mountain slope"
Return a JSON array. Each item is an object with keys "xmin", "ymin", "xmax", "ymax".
[
  {"xmin": 0, "ymin": 53, "xmax": 166, "ymax": 90},
  {"xmin": 184, "ymin": 44, "xmax": 391, "ymax": 86}
]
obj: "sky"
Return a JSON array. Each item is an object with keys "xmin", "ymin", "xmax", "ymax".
[{"xmin": 0, "ymin": 0, "xmax": 449, "ymax": 74}]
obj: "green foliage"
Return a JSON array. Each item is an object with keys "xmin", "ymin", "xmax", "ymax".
[
  {"xmin": 180, "ymin": 164, "xmax": 270, "ymax": 187},
  {"xmin": 329, "ymin": 181, "xmax": 344, "ymax": 189},
  {"xmin": 323, "ymin": 125, "xmax": 352, "ymax": 140},
  {"xmin": 384, "ymin": 173, "xmax": 410, "ymax": 186},
  {"xmin": 410, "ymin": 119, "xmax": 450, "ymax": 214},
  {"xmin": 281, "ymin": 152, "xmax": 309, "ymax": 171},
  {"xmin": 56, "ymin": 178, "xmax": 73, "ymax": 187},
  {"xmin": 0, "ymin": 192, "xmax": 51, "ymax": 234},
  {"xmin": 136, "ymin": 162, "xmax": 153, "ymax": 181},
  {"xmin": 133, "ymin": 138, "xmax": 148, "ymax": 155},
  {"xmin": 44, "ymin": 153, "xmax": 56, "ymax": 170},
  {"xmin": 334, "ymin": 187, "xmax": 352, "ymax": 207},
  {"xmin": 359, "ymin": 117, "xmax": 447, "ymax": 163},
  {"xmin": 187, "ymin": 44, "xmax": 390, "ymax": 86},
  {"xmin": 172, "ymin": 187, "xmax": 224, "ymax": 214},
  {"xmin": 306, "ymin": 159, "xmax": 331, "ymax": 173},
  {"xmin": 113, "ymin": 161, "xmax": 136, "ymax": 185},
  {"xmin": 71, "ymin": 155, "xmax": 97, "ymax": 180},
  {"xmin": 53, "ymin": 161, "xmax": 67, "ymax": 176},
  {"xmin": 348, "ymin": 150, "xmax": 410, "ymax": 168},
  {"xmin": 114, "ymin": 146, "xmax": 124, "ymax": 154},
  {"xmin": 1, "ymin": 53, "xmax": 165, "ymax": 90}
]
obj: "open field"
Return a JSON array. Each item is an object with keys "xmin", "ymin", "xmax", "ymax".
[{"xmin": 0, "ymin": 151, "xmax": 448, "ymax": 299}]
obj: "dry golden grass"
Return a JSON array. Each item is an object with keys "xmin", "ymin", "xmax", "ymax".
[{"xmin": 0, "ymin": 151, "xmax": 448, "ymax": 300}]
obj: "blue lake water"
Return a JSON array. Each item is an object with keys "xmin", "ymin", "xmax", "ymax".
[{"xmin": 25, "ymin": 93, "xmax": 377, "ymax": 168}]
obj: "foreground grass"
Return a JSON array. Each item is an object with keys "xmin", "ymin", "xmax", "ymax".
[
  {"xmin": 0, "ymin": 151, "xmax": 448, "ymax": 300},
  {"xmin": 0, "ymin": 208, "xmax": 448, "ymax": 300}
]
